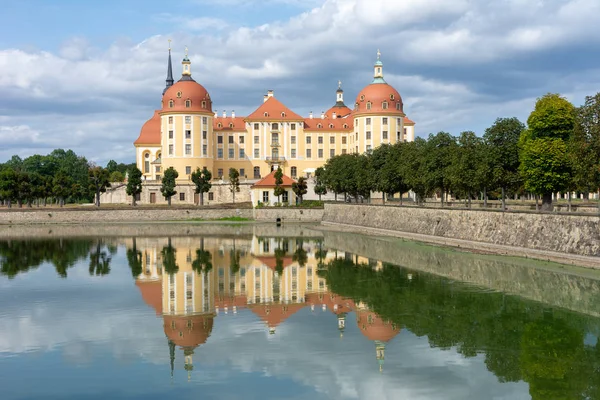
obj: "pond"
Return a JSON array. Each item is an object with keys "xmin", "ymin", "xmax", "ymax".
[{"xmin": 1, "ymin": 224, "xmax": 600, "ymax": 400}]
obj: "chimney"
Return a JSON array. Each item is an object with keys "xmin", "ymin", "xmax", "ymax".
[
  {"xmin": 333, "ymin": 112, "xmax": 337, "ymax": 119},
  {"xmin": 214, "ymin": 110, "xmax": 218, "ymax": 118},
  {"xmin": 267, "ymin": 90, "xmax": 274, "ymax": 98},
  {"xmin": 263, "ymin": 95, "xmax": 268, "ymax": 103},
  {"xmin": 321, "ymin": 111, "xmax": 325, "ymax": 119},
  {"xmin": 232, "ymin": 110, "xmax": 235, "ymax": 118},
  {"xmin": 222, "ymin": 110, "xmax": 226, "ymax": 118},
  {"xmin": 309, "ymin": 111, "xmax": 313, "ymax": 119}
]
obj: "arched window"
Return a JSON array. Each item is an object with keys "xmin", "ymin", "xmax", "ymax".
[
  {"xmin": 169, "ymin": 100, "xmax": 174, "ymax": 108},
  {"xmin": 144, "ymin": 153, "xmax": 150, "ymax": 173},
  {"xmin": 218, "ymin": 123, "xmax": 222, "ymax": 128},
  {"xmin": 329, "ymin": 124, "xmax": 334, "ymax": 128},
  {"xmin": 360, "ymin": 95, "xmax": 365, "ymax": 101},
  {"xmin": 317, "ymin": 124, "xmax": 322, "ymax": 129},
  {"xmin": 281, "ymin": 112, "xmax": 286, "ymax": 117},
  {"xmin": 264, "ymin": 112, "xmax": 269, "ymax": 117},
  {"xmin": 343, "ymin": 124, "xmax": 348, "ymax": 129},
  {"xmin": 202, "ymin": 101, "xmax": 206, "ymax": 108},
  {"xmin": 229, "ymin": 123, "xmax": 234, "ymax": 128},
  {"xmin": 185, "ymin": 100, "xmax": 191, "ymax": 108},
  {"xmin": 390, "ymin": 94, "xmax": 395, "ymax": 100},
  {"xmin": 177, "ymin": 91, "xmax": 182, "ymax": 98}
]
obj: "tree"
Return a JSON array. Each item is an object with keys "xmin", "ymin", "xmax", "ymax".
[
  {"xmin": 273, "ymin": 167, "xmax": 285, "ymax": 203},
  {"xmin": 126, "ymin": 238, "xmax": 143, "ymax": 277},
  {"xmin": 292, "ymin": 177, "xmax": 308, "ymax": 204},
  {"xmin": 192, "ymin": 242, "xmax": 212, "ymax": 273},
  {"xmin": 109, "ymin": 170, "xmax": 125, "ymax": 183},
  {"xmin": 191, "ymin": 167, "xmax": 212, "ymax": 205},
  {"xmin": 228, "ymin": 168, "xmax": 240, "ymax": 203},
  {"xmin": 161, "ymin": 238, "xmax": 179, "ymax": 275},
  {"xmin": 88, "ymin": 166, "xmax": 111, "ymax": 207},
  {"xmin": 399, "ymin": 139, "xmax": 428, "ymax": 204},
  {"xmin": 449, "ymin": 131, "xmax": 483, "ymax": 208},
  {"xmin": 314, "ymin": 167, "xmax": 328, "ymax": 201},
  {"xmin": 424, "ymin": 132, "xmax": 457, "ymax": 206},
  {"xmin": 89, "ymin": 242, "xmax": 112, "ymax": 276},
  {"xmin": 520, "ymin": 94, "xmax": 575, "ymax": 210},
  {"xmin": 106, "ymin": 160, "xmax": 118, "ymax": 173},
  {"xmin": 571, "ymin": 93, "xmax": 600, "ymax": 204},
  {"xmin": 292, "ymin": 239, "xmax": 308, "ymax": 268},
  {"xmin": 126, "ymin": 166, "xmax": 143, "ymax": 206},
  {"xmin": 52, "ymin": 171, "xmax": 72, "ymax": 207},
  {"xmin": 0, "ymin": 168, "xmax": 17, "ymax": 208},
  {"xmin": 161, "ymin": 167, "xmax": 179, "ymax": 206},
  {"xmin": 484, "ymin": 118, "xmax": 525, "ymax": 210}
]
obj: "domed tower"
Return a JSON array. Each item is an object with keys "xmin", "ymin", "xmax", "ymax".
[
  {"xmin": 325, "ymin": 81, "xmax": 352, "ymax": 119},
  {"xmin": 160, "ymin": 47, "xmax": 214, "ymax": 182},
  {"xmin": 352, "ymin": 50, "xmax": 407, "ymax": 154},
  {"xmin": 355, "ymin": 306, "xmax": 400, "ymax": 372}
]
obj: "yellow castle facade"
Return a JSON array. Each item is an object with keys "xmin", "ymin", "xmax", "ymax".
[{"xmin": 133, "ymin": 48, "xmax": 416, "ymax": 187}]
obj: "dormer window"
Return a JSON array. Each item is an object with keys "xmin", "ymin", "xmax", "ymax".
[
  {"xmin": 169, "ymin": 100, "xmax": 174, "ymax": 108},
  {"xmin": 390, "ymin": 94, "xmax": 395, "ymax": 100},
  {"xmin": 218, "ymin": 123, "xmax": 222, "ymax": 128},
  {"xmin": 366, "ymin": 102, "xmax": 372, "ymax": 110},
  {"xmin": 360, "ymin": 95, "xmax": 365, "ymax": 101},
  {"xmin": 177, "ymin": 91, "xmax": 182, "ymax": 98},
  {"xmin": 185, "ymin": 100, "xmax": 191, "ymax": 108},
  {"xmin": 343, "ymin": 124, "xmax": 348, "ymax": 129},
  {"xmin": 382, "ymin": 102, "xmax": 388, "ymax": 110},
  {"xmin": 202, "ymin": 101, "xmax": 206, "ymax": 108},
  {"xmin": 317, "ymin": 124, "xmax": 322, "ymax": 129},
  {"xmin": 264, "ymin": 112, "xmax": 269, "ymax": 117},
  {"xmin": 229, "ymin": 123, "xmax": 234, "ymax": 128},
  {"xmin": 329, "ymin": 124, "xmax": 334, "ymax": 128},
  {"xmin": 396, "ymin": 103, "xmax": 401, "ymax": 110},
  {"xmin": 281, "ymin": 112, "xmax": 286, "ymax": 117}
]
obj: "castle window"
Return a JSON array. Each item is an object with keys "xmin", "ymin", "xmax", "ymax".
[
  {"xmin": 318, "ymin": 136, "xmax": 323, "ymax": 144},
  {"xmin": 382, "ymin": 102, "xmax": 388, "ymax": 110},
  {"xmin": 185, "ymin": 100, "xmax": 191, "ymax": 108},
  {"xmin": 342, "ymin": 136, "xmax": 347, "ymax": 144},
  {"xmin": 291, "ymin": 167, "xmax": 297, "ymax": 178},
  {"xmin": 396, "ymin": 103, "xmax": 401, "ymax": 110},
  {"xmin": 317, "ymin": 124, "xmax": 322, "ymax": 129},
  {"xmin": 202, "ymin": 101, "xmax": 206, "ymax": 108},
  {"xmin": 217, "ymin": 149, "xmax": 223, "ymax": 159},
  {"xmin": 217, "ymin": 135, "xmax": 223, "ymax": 144},
  {"xmin": 185, "ymin": 130, "xmax": 191, "ymax": 139},
  {"xmin": 330, "ymin": 136, "xmax": 335, "ymax": 144},
  {"xmin": 367, "ymin": 102, "xmax": 372, "ymax": 110},
  {"xmin": 185, "ymin": 116, "xmax": 191, "ymax": 124},
  {"xmin": 169, "ymin": 144, "xmax": 173, "ymax": 155},
  {"xmin": 145, "ymin": 153, "xmax": 150, "ymax": 159},
  {"xmin": 185, "ymin": 166, "xmax": 191, "ymax": 175},
  {"xmin": 291, "ymin": 123, "xmax": 296, "ymax": 130},
  {"xmin": 202, "ymin": 116, "xmax": 208, "ymax": 124},
  {"xmin": 306, "ymin": 149, "xmax": 312, "ymax": 158},
  {"xmin": 239, "ymin": 135, "xmax": 244, "ymax": 144},
  {"xmin": 329, "ymin": 124, "xmax": 334, "ymax": 128},
  {"xmin": 383, "ymin": 131, "xmax": 388, "ymax": 140},
  {"xmin": 239, "ymin": 149, "xmax": 245, "ymax": 159},
  {"xmin": 240, "ymin": 168, "xmax": 245, "ymax": 177},
  {"xmin": 228, "ymin": 148, "xmax": 234, "ymax": 159},
  {"xmin": 330, "ymin": 149, "xmax": 335, "ymax": 158},
  {"xmin": 264, "ymin": 112, "xmax": 269, "ymax": 117},
  {"xmin": 366, "ymin": 131, "xmax": 372, "ymax": 140},
  {"xmin": 291, "ymin": 136, "xmax": 296, "ymax": 144},
  {"xmin": 229, "ymin": 123, "xmax": 233, "ymax": 128},
  {"xmin": 360, "ymin": 95, "xmax": 365, "ymax": 101},
  {"xmin": 281, "ymin": 112, "xmax": 286, "ymax": 117},
  {"xmin": 169, "ymin": 130, "xmax": 173, "ymax": 139},
  {"xmin": 169, "ymin": 100, "xmax": 174, "ymax": 108},
  {"xmin": 318, "ymin": 149, "xmax": 323, "ymax": 158},
  {"xmin": 306, "ymin": 136, "xmax": 312, "ymax": 144},
  {"xmin": 202, "ymin": 131, "xmax": 207, "ymax": 140},
  {"xmin": 366, "ymin": 118, "xmax": 371, "ymax": 126},
  {"xmin": 208, "ymin": 192, "xmax": 214, "ymax": 201},
  {"xmin": 254, "ymin": 167, "xmax": 260, "ymax": 179},
  {"xmin": 177, "ymin": 91, "xmax": 182, "ymax": 98},
  {"xmin": 185, "ymin": 144, "xmax": 191, "ymax": 155},
  {"xmin": 218, "ymin": 123, "xmax": 222, "ymax": 128},
  {"xmin": 390, "ymin": 94, "xmax": 395, "ymax": 100},
  {"xmin": 254, "ymin": 123, "xmax": 259, "ymax": 130},
  {"xmin": 229, "ymin": 135, "xmax": 234, "ymax": 144},
  {"xmin": 343, "ymin": 124, "xmax": 348, "ymax": 129},
  {"xmin": 383, "ymin": 117, "xmax": 388, "ymax": 125},
  {"xmin": 272, "ymin": 123, "xmax": 279, "ymax": 130},
  {"xmin": 291, "ymin": 149, "xmax": 296, "ymax": 158},
  {"xmin": 169, "ymin": 116, "xmax": 173, "ymax": 124}
]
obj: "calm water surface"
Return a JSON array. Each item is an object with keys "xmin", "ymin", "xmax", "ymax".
[{"xmin": 1, "ymin": 224, "xmax": 600, "ymax": 400}]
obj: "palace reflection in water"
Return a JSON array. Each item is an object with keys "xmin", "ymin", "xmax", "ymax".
[
  {"xmin": 2, "ymin": 226, "xmax": 600, "ymax": 399},
  {"xmin": 131, "ymin": 235, "xmax": 398, "ymax": 378}
]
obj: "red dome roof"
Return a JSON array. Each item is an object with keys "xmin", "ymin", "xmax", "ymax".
[
  {"xmin": 161, "ymin": 79, "xmax": 213, "ymax": 113},
  {"xmin": 134, "ymin": 110, "xmax": 161, "ymax": 145},
  {"xmin": 163, "ymin": 314, "xmax": 214, "ymax": 349},
  {"xmin": 135, "ymin": 279, "xmax": 162, "ymax": 315},
  {"xmin": 356, "ymin": 310, "xmax": 400, "ymax": 342},
  {"xmin": 354, "ymin": 83, "xmax": 404, "ymax": 115},
  {"xmin": 325, "ymin": 105, "xmax": 352, "ymax": 118}
]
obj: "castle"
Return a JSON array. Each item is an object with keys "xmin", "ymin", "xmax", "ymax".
[{"xmin": 127, "ymin": 47, "xmax": 415, "ymax": 205}]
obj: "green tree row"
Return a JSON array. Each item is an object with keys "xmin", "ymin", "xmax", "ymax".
[{"xmin": 319, "ymin": 93, "xmax": 600, "ymax": 211}]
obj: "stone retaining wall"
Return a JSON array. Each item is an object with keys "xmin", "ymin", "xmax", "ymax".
[
  {"xmin": 253, "ymin": 208, "xmax": 324, "ymax": 222},
  {"xmin": 0, "ymin": 208, "xmax": 254, "ymax": 225},
  {"xmin": 322, "ymin": 204, "xmax": 600, "ymax": 257}
]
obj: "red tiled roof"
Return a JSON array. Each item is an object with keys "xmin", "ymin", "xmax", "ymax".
[
  {"xmin": 354, "ymin": 83, "xmax": 404, "ymax": 116},
  {"xmin": 256, "ymin": 256, "xmax": 294, "ymax": 270},
  {"xmin": 246, "ymin": 96, "xmax": 304, "ymax": 121},
  {"xmin": 163, "ymin": 314, "xmax": 214, "ymax": 349},
  {"xmin": 135, "ymin": 279, "xmax": 162, "ymax": 315},
  {"xmin": 325, "ymin": 105, "xmax": 352, "ymax": 119},
  {"xmin": 213, "ymin": 116, "xmax": 246, "ymax": 131},
  {"xmin": 404, "ymin": 116, "xmax": 415, "ymax": 125},
  {"xmin": 250, "ymin": 303, "xmax": 305, "ymax": 329},
  {"xmin": 304, "ymin": 116, "xmax": 353, "ymax": 132},
  {"xmin": 251, "ymin": 170, "xmax": 295, "ymax": 188},
  {"xmin": 134, "ymin": 110, "xmax": 161, "ymax": 145},
  {"xmin": 162, "ymin": 80, "xmax": 212, "ymax": 113}
]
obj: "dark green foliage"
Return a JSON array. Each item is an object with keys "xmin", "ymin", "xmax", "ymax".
[
  {"xmin": 273, "ymin": 167, "xmax": 285, "ymax": 203},
  {"xmin": 126, "ymin": 238, "xmax": 143, "ymax": 278},
  {"xmin": 161, "ymin": 167, "xmax": 179, "ymax": 206},
  {"xmin": 88, "ymin": 166, "xmax": 111, "ymax": 207},
  {"xmin": 313, "ymin": 167, "xmax": 327, "ymax": 201},
  {"xmin": 126, "ymin": 166, "xmax": 143, "ymax": 206},
  {"xmin": 292, "ymin": 177, "xmax": 308, "ymax": 204},
  {"xmin": 228, "ymin": 168, "xmax": 240, "ymax": 203},
  {"xmin": 161, "ymin": 239, "xmax": 179, "ymax": 275},
  {"xmin": 191, "ymin": 167, "xmax": 212, "ymax": 205}
]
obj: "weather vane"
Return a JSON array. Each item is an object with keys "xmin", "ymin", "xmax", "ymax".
[
  {"xmin": 168, "ymin": 39, "xmax": 171, "ymax": 51},
  {"xmin": 185, "ymin": 46, "xmax": 188, "ymax": 57},
  {"xmin": 338, "ymin": 80, "xmax": 342, "ymax": 89},
  {"xmin": 377, "ymin": 49, "xmax": 381, "ymax": 60}
]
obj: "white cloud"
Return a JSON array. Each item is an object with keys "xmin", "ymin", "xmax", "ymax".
[{"xmin": 1, "ymin": 0, "xmax": 600, "ymax": 163}]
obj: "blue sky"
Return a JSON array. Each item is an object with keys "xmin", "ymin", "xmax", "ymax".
[{"xmin": 1, "ymin": 0, "xmax": 600, "ymax": 165}]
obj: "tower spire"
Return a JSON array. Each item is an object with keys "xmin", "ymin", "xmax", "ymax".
[
  {"xmin": 180, "ymin": 46, "xmax": 193, "ymax": 81},
  {"xmin": 163, "ymin": 40, "xmax": 174, "ymax": 95},
  {"xmin": 335, "ymin": 80, "xmax": 346, "ymax": 107},
  {"xmin": 373, "ymin": 49, "xmax": 386, "ymax": 84}
]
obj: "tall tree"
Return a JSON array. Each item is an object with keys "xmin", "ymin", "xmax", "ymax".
[
  {"xmin": 273, "ymin": 167, "xmax": 285, "ymax": 203},
  {"xmin": 126, "ymin": 237, "xmax": 143, "ymax": 278},
  {"xmin": 0, "ymin": 168, "xmax": 17, "ymax": 208},
  {"xmin": 424, "ymin": 132, "xmax": 457, "ymax": 206},
  {"xmin": 161, "ymin": 238, "xmax": 179, "ymax": 275},
  {"xmin": 314, "ymin": 167, "xmax": 327, "ymax": 201},
  {"xmin": 292, "ymin": 177, "xmax": 308, "ymax": 204},
  {"xmin": 484, "ymin": 118, "xmax": 525, "ymax": 210},
  {"xmin": 571, "ymin": 93, "xmax": 600, "ymax": 204},
  {"xmin": 449, "ymin": 131, "xmax": 482, "ymax": 208},
  {"xmin": 228, "ymin": 168, "xmax": 240, "ymax": 203},
  {"xmin": 126, "ymin": 166, "xmax": 143, "ymax": 206},
  {"xmin": 161, "ymin": 167, "xmax": 179, "ymax": 206},
  {"xmin": 52, "ymin": 171, "xmax": 72, "ymax": 207},
  {"xmin": 106, "ymin": 160, "xmax": 118, "ymax": 173},
  {"xmin": 88, "ymin": 166, "xmax": 111, "ymax": 207},
  {"xmin": 191, "ymin": 167, "xmax": 212, "ymax": 206},
  {"xmin": 520, "ymin": 94, "xmax": 575, "ymax": 211}
]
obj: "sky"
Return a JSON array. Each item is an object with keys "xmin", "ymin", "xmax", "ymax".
[{"xmin": 1, "ymin": 0, "xmax": 600, "ymax": 165}]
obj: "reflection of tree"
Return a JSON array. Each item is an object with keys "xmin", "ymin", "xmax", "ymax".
[
  {"xmin": 320, "ymin": 255, "xmax": 600, "ymax": 399},
  {"xmin": 229, "ymin": 239, "xmax": 241, "ymax": 275},
  {"xmin": 192, "ymin": 238, "xmax": 212, "ymax": 274},
  {"xmin": 274, "ymin": 240, "xmax": 287, "ymax": 276},
  {"xmin": 0, "ymin": 239, "xmax": 93, "ymax": 279},
  {"xmin": 126, "ymin": 237, "xmax": 143, "ymax": 278},
  {"xmin": 314, "ymin": 239, "xmax": 328, "ymax": 270},
  {"xmin": 88, "ymin": 241, "xmax": 112, "ymax": 276},
  {"xmin": 161, "ymin": 238, "xmax": 179, "ymax": 275},
  {"xmin": 292, "ymin": 239, "xmax": 307, "ymax": 268}
]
